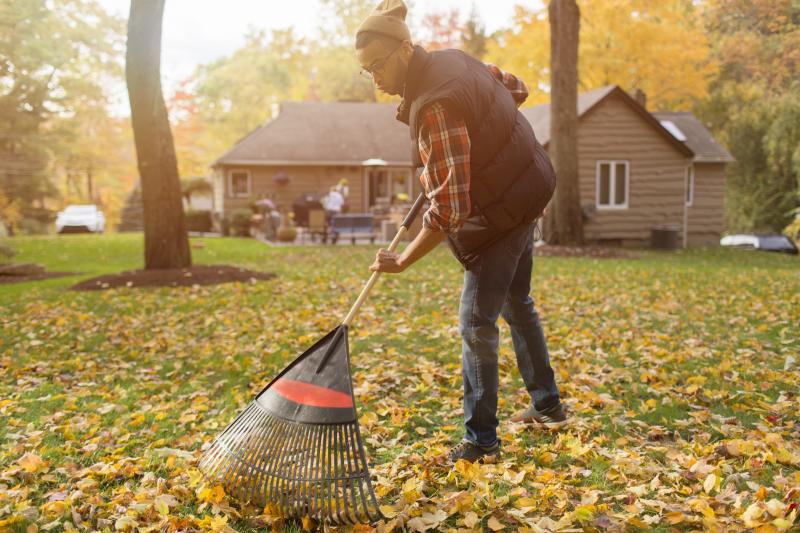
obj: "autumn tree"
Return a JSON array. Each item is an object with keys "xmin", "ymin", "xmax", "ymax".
[
  {"xmin": 698, "ymin": 0, "xmax": 800, "ymax": 232},
  {"xmin": 416, "ymin": 8, "xmax": 463, "ymax": 51},
  {"xmin": 547, "ymin": 0, "xmax": 583, "ymax": 245},
  {"xmin": 126, "ymin": 0, "xmax": 191, "ymax": 269},
  {"xmin": 0, "ymin": 0, "xmax": 123, "ymax": 230},
  {"xmin": 461, "ymin": 5, "xmax": 489, "ymax": 60},
  {"xmin": 193, "ymin": 29, "xmax": 310, "ymax": 157},
  {"xmin": 487, "ymin": 1, "xmax": 715, "ymax": 109}
]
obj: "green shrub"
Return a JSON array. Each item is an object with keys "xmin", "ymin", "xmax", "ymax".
[
  {"xmin": 18, "ymin": 218, "xmax": 51, "ymax": 235},
  {"xmin": 228, "ymin": 209, "xmax": 252, "ymax": 237},
  {"xmin": 185, "ymin": 209, "xmax": 212, "ymax": 233}
]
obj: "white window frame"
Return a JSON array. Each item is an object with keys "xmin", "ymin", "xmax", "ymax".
[
  {"xmin": 685, "ymin": 165, "xmax": 694, "ymax": 207},
  {"xmin": 596, "ymin": 160, "xmax": 630, "ymax": 210},
  {"xmin": 227, "ymin": 170, "xmax": 252, "ymax": 198}
]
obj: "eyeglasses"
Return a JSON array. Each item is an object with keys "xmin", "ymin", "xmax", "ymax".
[{"xmin": 359, "ymin": 44, "xmax": 402, "ymax": 80}]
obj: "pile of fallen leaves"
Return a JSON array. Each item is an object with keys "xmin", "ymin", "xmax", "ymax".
[{"xmin": 0, "ymin": 239, "xmax": 798, "ymax": 532}]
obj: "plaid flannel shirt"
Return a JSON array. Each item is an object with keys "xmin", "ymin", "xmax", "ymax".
[{"xmin": 418, "ymin": 63, "xmax": 529, "ymax": 233}]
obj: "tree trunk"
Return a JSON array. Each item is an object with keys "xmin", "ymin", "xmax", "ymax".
[
  {"xmin": 547, "ymin": 0, "xmax": 584, "ymax": 245},
  {"xmin": 126, "ymin": 0, "xmax": 191, "ymax": 269},
  {"xmin": 86, "ymin": 164, "xmax": 93, "ymax": 203}
]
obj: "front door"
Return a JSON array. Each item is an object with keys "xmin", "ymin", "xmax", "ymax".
[{"xmin": 365, "ymin": 168, "xmax": 412, "ymax": 211}]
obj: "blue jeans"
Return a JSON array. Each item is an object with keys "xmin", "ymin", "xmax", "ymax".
[{"xmin": 459, "ymin": 222, "xmax": 560, "ymax": 446}]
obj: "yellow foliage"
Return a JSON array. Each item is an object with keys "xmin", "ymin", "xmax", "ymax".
[{"xmin": 486, "ymin": 0, "xmax": 716, "ymax": 110}]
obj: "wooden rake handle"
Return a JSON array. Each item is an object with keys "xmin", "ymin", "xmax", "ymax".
[
  {"xmin": 342, "ymin": 192, "xmax": 426, "ymax": 326},
  {"xmin": 315, "ymin": 193, "xmax": 426, "ymax": 374}
]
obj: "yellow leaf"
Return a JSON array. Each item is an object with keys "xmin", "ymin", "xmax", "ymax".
[
  {"xmin": 765, "ymin": 499, "xmax": 786, "ymax": 518},
  {"xmin": 115, "ymin": 516, "xmax": 138, "ymax": 531},
  {"xmin": 198, "ymin": 485, "xmax": 225, "ymax": 504},
  {"xmin": 665, "ymin": 511, "xmax": 685, "ymax": 525},
  {"xmin": 464, "ymin": 511, "xmax": 480, "ymax": 528},
  {"xmin": 379, "ymin": 505, "xmax": 398, "ymax": 519},
  {"xmin": 703, "ymin": 473, "xmax": 717, "ymax": 494},
  {"xmin": 514, "ymin": 496, "xmax": 537, "ymax": 509},
  {"xmin": 301, "ymin": 516, "xmax": 314, "ymax": 531},
  {"xmin": 17, "ymin": 453, "xmax": 46, "ymax": 473},
  {"xmin": 573, "ymin": 505, "xmax": 596, "ymax": 523},
  {"xmin": 487, "ymin": 515, "xmax": 505, "ymax": 531}
]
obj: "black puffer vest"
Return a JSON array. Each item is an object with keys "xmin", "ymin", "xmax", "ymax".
[{"xmin": 397, "ymin": 46, "xmax": 556, "ymax": 266}]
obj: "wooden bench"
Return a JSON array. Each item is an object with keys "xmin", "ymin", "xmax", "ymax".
[{"xmin": 330, "ymin": 214, "xmax": 377, "ymax": 245}]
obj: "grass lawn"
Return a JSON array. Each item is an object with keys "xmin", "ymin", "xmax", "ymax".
[{"xmin": 1, "ymin": 233, "xmax": 798, "ymax": 532}]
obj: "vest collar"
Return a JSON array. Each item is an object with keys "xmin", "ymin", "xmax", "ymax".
[{"xmin": 396, "ymin": 45, "xmax": 430, "ymax": 125}]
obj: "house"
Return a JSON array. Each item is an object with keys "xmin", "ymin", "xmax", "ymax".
[
  {"xmin": 211, "ymin": 102, "xmax": 418, "ymax": 223},
  {"xmin": 521, "ymin": 86, "xmax": 733, "ymax": 246},
  {"xmin": 212, "ymin": 86, "xmax": 732, "ymax": 246}
]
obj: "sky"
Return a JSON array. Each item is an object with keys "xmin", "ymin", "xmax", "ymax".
[{"xmin": 98, "ymin": 1, "xmax": 542, "ymax": 112}]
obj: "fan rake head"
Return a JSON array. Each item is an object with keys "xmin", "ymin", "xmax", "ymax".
[{"xmin": 198, "ymin": 326, "xmax": 382, "ymax": 525}]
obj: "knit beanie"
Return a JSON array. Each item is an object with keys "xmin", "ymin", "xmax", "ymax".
[{"xmin": 355, "ymin": 0, "xmax": 411, "ymax": 43}]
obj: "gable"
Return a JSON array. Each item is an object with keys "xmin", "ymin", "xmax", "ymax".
[{"xmin": 521, "ymin": 86, "xmax": 695, "ymax": 159}]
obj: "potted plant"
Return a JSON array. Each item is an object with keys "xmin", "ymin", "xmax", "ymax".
[{"xmin": 276, "ymin": 211, "xmax": 297, "ymax": 242}]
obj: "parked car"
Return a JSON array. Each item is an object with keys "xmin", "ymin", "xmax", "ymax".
[
  {"xmin": 56, "ymin": 204, "xmax": 105, "ymax": 234},
  {"xmin": 720, "ymin": 234, "xmax": 798, "ymax": 255}
]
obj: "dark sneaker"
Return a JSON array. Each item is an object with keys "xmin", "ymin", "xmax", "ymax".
[
  {"xmin": 448, "ymin": 439, "xmax": 501, "ymax": 464},
  {"xmin": 511, "ymin": 403, "xmax": 569, "ymax": 429}
]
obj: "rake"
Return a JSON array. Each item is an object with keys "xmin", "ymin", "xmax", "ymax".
[{"xmin": 199, "ymin": 193, "xmax": 426, "ymax": 526}]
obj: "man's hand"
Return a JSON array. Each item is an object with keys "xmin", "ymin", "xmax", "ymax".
[{"xmin": 369, "ymin": 249, "xmax": 405, "ymax": 274}]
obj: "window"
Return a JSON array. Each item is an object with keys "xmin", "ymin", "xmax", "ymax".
[
  {"xmin": 596, "ymin": 161, "xmax": 629, "ymax": 209},
  {"xmin": 685, "ymin": 165, "xmax": 694, "ymax": 207},
  {"xmin": 228, "ymin": 170, "xmax": 251, "ymax": 198},
  {"xmin": 366, "ymin": 168, "xmax": 412, "ymax": 209}
]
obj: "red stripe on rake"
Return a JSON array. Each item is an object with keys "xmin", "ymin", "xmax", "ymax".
[{"xmin": 272, "ymin": 378, "xmax": 354, "ymax": 409}]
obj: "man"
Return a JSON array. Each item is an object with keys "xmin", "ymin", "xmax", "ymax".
[
  {"xmin": 356, "ymin": 0, "xmax": 568, "ymax": 464},
  {"xmin": 322, "ymin": 186, "xmax": 345, "ymax": 225}
]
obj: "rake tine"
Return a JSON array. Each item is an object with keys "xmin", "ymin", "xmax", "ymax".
[
  {"xmin": 202, "ymin": 403, "xmax": 250, "ymax": 481},
  {"xmin": 341, "ymin": 424, "xmax": 359, "ymax": 525},
  {"xmin": 347, "ymin": 423, "xmax": 367, "ymax": 523},
  {"xmin": 331, "ymin": 424, "xmax": 347, "ymax": 524},
  {"xmin": 353, "ymin": 420, "xmax": 380, "ymax": 522},
  {"xmin": 313, "ymin": 424, "xmax": 326, "ymax": 520},
  {"xmin": 271, "ymin": 418, "xmax": 293, "ymax": 517},
  {"xmin": 291, "ymin": 423, "xmax": 310, "ymax": 517},
  {"xmin": 249, "ymin": 411, "xmax": 282, "ymax": 508},
  {"xmin": 314, "ymin": 426, "xmax": 328, "ymax": 522},
  {"xmin": 344, "ymin": 423, "xmax": 363, "ymax": 524},
  {"xmin": 219, "ymin": 404, "xmax": 260, "ymax": 493},
  {"xmin": 350, "ymin": 423, "xmax": 369, "ymax": 522},
  {"xmin": 281, "ymin": 419, "xmax": 304, "ymax": 516},
  {"xmin": 242, "ymin": 409, "xmax": 272, "ymax": 506},
  {"xmin": 307, "ymin": 424, "xmax": 321, "ymax": 516},
  {"xmin": 293, "ymin": 423, "xmax": 313, "ymax": 516},
  {"xmin": 209, "ymin": 404, "xmax": 254, "ymax": 489},
  {"xmin": 199, "ymin": 440, "xmax": 224, "ymax": 478},
  {"xmin": 265, "ymin": 416, "xmax": 291, "ymax": 512},
  {"xmin": 325, "ymin": 424, "xmax": 338, "ymax": 524},
  {"xmin": 232, "ymin": 407, "xmax": 260, "ymax": 501},
  {"xmin": 257, "ymin": 415, "xmax": 280, "ymax": 511},
  {"xmin": 301, "ymin": 424, "xmax": 317, "ymax": 518}
]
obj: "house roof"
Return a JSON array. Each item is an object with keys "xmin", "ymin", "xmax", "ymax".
[
  {"xmin": 652, "ymin": 111, "xmax": 735, "ymax": 163},
  {"xmin": 213, "ymin": 101, "xmax": 412, "ymax": 167},
  {"xmin": 521, "ymin": 85, "xmax": 696, "ymax": 159},
  {"xmin": 214, "ymin": 86, "xmax": 732, "ymax": 168}
]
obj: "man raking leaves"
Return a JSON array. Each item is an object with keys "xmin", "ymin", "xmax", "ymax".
[{"xmin": 356, "ymin": 0, "xmax": 568, "ymax": 464}]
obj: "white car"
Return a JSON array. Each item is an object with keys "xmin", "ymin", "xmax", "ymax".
[
  {"xmin": 720, "ymin": 234, "xmax": 798, "ymax": 255},
  {"xmin": 56, "ymin": 204, "xmax": 106, "ymax": 234}
]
